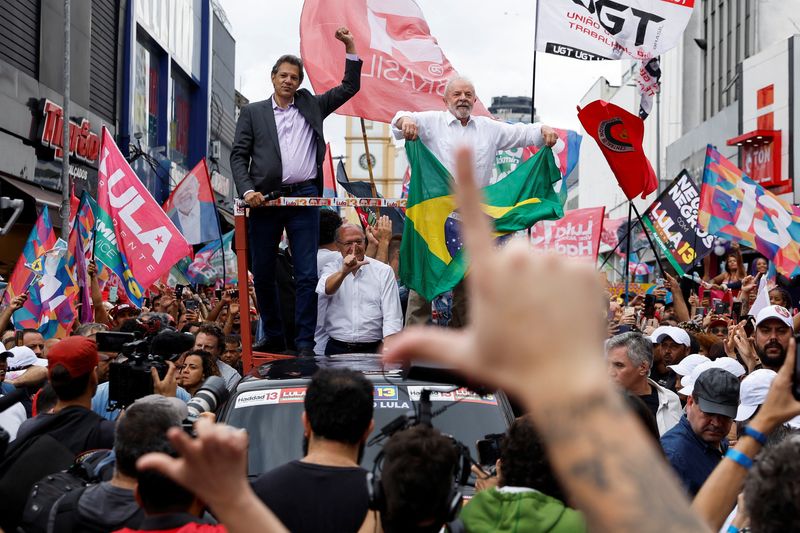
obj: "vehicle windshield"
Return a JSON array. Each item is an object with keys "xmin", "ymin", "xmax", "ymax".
[{"xmin": 225, "ymin": 382, "xmax": 509, "ymax": 476}]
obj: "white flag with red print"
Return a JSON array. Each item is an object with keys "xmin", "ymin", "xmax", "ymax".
[
  {"xmin": 300, "ymin": 0, "xmax": 490, "ymax": 123},
  {"xmin": 97, "ymin": 128, "xmax": 191, "ymax": 291}
]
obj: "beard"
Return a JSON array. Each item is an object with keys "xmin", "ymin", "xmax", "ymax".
[
  {"xmin": 448, "ymin": 101, "xmax": 473, "ymax": 120},
  {"xmin": 756, "ymin": 340, "xmax": 788, "ymax": 369}
]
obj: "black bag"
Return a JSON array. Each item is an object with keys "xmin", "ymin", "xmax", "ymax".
[
  {"xmin": 0, "ymin": 434, "xmax": 75, "ymax": 531},
  {"xmin": 18, "ymin": 448, "xmax": 114, "ymax": 533}
]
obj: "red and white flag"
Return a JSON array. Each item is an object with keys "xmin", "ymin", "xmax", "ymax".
[
  {"xmin": 531, "ymin": 207, "xmax": 605, "ymax": 262},
  {"xmin": 97, "ymin": 128, "xmax": 191, "ymax": 291},
  {"xmin": 300, "ymin": 0, "xmax": 490, "ymax": 123}
]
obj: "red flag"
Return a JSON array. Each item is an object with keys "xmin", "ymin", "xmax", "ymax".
[
  {"xmin": 97, "ymin": 128, "xmax": 191, "ymax": 291},
  {"xmin": 322, "ymin": 143, "xmax": 337, "ymax": 198},
  {"xmin": 577, "ymin": 100, "xmax": 657, "ymax": 200},
  {"xmin": 300, "ymin": 0, "xmax": 490, "ymax": 123}
]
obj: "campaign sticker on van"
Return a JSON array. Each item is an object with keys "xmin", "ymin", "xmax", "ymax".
[
  {"xmin": 234, "ymin": 389, "xmax": 282, "ymax": 409},
  {"xmin": 279, "ymin": 387, "xmax": 307, "ymax": 404},
  {"xmin": 406, "ymin": 386, "xmax": 497, "ymax": 405}
]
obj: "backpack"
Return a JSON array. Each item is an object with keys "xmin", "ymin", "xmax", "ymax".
[{"xmin": 18, "ymin": 448, "xmax": 114, "ymax": 533}]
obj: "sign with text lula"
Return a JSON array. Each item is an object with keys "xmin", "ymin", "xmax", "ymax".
[{"xmin": 643, "ymin": 170, "xmax": 714, "ymax": 275}]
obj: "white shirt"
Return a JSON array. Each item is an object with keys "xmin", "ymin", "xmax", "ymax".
[
  {"xmin": 0, "ymin": 396, "xmax": 26, "ymax": 441},
  {"xmin": 315, "ymin": 248, "xmax": 343, "ymax": 355},
  {"xmin": 316, "ymin": 257, "xmax": 403, "ymax": 343},
  {"xmin": 391, "ymin": 110, "xmax": 562, "ymax": 187}
]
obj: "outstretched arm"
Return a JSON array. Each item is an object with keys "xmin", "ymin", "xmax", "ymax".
[{"xmin": 386, "ymin": 147, "xmax": 710, "ymax": 533}]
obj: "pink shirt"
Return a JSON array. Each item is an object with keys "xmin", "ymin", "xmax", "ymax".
[{"xmin": 272, "ymin": 96, "xmax": 317, "ymax": 185}]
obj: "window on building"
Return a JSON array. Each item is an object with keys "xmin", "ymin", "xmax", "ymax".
[
  {"xmin": 133, "ymin": 39, "xmax": 162, "ymax": 150},
  {"xmin": 0, "ymin": 0, "xmax": 40, "ymax": 78},
  {"xmin": 169, "ymin": 68, "xmax": 193, "ymax": 168}
]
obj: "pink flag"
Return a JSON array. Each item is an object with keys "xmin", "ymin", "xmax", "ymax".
[
  {"xmin": 530, "ymin": 207, "xmax": 606, "ymax": 262},
  {"xmin": 300, "ymin": 0, "xmax": 490, "ymax": 123},
  {"xmin": 97, "ymin": 128, "xmax": 191, "ymax": 291}
]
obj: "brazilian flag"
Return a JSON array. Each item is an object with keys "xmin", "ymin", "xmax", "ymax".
[{"xmin": 400, "ymin": 140, "xmax": 564, "ymax": 301}]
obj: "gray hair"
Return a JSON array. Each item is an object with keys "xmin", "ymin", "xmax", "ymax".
[
  {"xmin": 334, "ymin": 223, "xmax": 365, "ymax": 242},
  {"xmin": 73, "ymin": 322, "xmax": 108, "ymax": 337},
  {"xmin": 605, "ymin": 332, "xmax": 653, "ymax": 370},
  {"xmin": 444, "ymin": 76, "xmax": 475, "ymax": 97}
]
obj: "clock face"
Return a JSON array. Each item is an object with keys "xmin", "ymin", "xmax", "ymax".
[{"xmin": 359, "ymin": 153, "xmax": 377, "ymax": 170}]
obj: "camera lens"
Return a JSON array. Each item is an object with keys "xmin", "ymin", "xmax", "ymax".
[{"xmin": 186, "ymin": 375, "xmax": 230, "ymax": 418}]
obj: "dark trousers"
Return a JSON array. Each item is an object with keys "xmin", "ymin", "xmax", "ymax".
[
  {"xmin": 248, "ymin": 182, "xmax": 319, "ymax": 349},
  {"xmin": 324, "ymin": 338, "xmax": 381, "ymax": 355}
]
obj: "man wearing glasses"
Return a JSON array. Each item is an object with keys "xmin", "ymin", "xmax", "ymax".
[{"xmin": 316, "ymin": 224, "xmax": 402, "ymax": 355}]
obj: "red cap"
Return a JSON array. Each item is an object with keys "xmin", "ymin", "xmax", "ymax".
[{"xmin": 47, "ymin": 337, "xmax": 98, "ymax": 378}]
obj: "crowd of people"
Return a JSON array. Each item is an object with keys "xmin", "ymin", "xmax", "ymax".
[{"xmin": 2, "ymin": 24, "xmax": 800, "ymax": 533}]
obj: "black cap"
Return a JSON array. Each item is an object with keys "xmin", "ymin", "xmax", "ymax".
[{"xmin": 693, "ymin": 368, "xmax": 740, "ymax": 418}]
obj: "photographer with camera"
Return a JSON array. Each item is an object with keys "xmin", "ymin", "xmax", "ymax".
[
  {"xmin": 360, "ymin": 425, "xmax": 465, "ymax": 533},
  {"xmin": 461, "ymin": 416, "xmax": 586, "ymax": 533},
  {"xmin": 91, "ymin": 330, "xmax": 193, "ymax": 421}
]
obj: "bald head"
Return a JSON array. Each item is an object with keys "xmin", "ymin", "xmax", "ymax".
[{"xmin": 335, "ymin": 224, "xmax": 367, "ymax": 260}]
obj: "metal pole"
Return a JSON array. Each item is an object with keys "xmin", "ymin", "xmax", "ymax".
[
  {"xmin": 60, "ymin": 0, "xmax": 71, "ymax": 240},
  {"xmin": 656, "ymin": 91, "xmax": 662, "ymax": 190},
  {"xmin": 234, "ymin": 199, "xmax": 253, "ymax": 370},
  {"xmin": 531, "ymin": 0, "xmax": 540, "ymax": 120},
  {"xmin": 624, "ymin": 202, "xmax": 632, "ymax": 305},
  {"xmin": 359, "ymin": 117, "xmax": 380, "ymax": 216}
]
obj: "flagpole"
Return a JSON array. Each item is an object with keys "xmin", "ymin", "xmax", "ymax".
[
  {"xmin": 530, "ymin": 0, "xmax": 541, "ymax": 120},
  {"xmin": 630, "ymin": 203, "xmax": 667, "ymax": 278},
  {"xmin": 624, "ymin": 202, "xmax": 632, "ymax": 305},
  {"xmin": 205, "ymin": 159, "xmax": 226, "ymax": 287},
  {"xmin": 59, "ymin": 0, "xmax": 71, "ymax": 240},
  {"xmin": 359, "ymin": 118, "xmax": 381, "ymax": 216}
]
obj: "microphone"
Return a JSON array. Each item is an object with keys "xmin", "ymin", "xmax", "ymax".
[{"xmin": 263, "ymin": 190, "xmax": 283, "ymax": 202}]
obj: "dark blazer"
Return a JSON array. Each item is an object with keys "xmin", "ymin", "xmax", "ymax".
[{"xmin": 230, "ymin": 58, "xmax": 362, "ymax": 197}]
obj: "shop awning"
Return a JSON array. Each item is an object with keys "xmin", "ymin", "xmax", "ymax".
[{"xmin": 0, "ymin": 176, "xmax": 62, "ymax": 209}]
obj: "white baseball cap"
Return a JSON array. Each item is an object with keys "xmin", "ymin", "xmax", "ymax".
[
  {"xmin": 647, "ymin": 326, "xmax": 668, "ymax": 344},
  {"xmin": 755, "ymin": 305, "xmax": 794, "ymax": 330},
  {"xmin": 6, "ymin": 346, "xmax": 48, "ymax": 370},
  {"xmin": 668, "ymin": 354, "xmax": 710, "ymax": 376},
  {"xmin": 736, "ymin": 369, "xmax": 777, "ymax": 421},
  {"xmin": 678, "ymin": 358, "xmax": 745, "ymax": 396},
  {"xmin": 652, "ymin": 326, "xmax": 691, "ymax": 347}
]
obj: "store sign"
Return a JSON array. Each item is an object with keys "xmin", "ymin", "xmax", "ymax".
[
  {"xmin": 37, "ymin": 99, "xmax": 101, "ymax": 164},
  {"xmin": 743, "ymin": 138, "xmax": 781, "ymax": 187}
]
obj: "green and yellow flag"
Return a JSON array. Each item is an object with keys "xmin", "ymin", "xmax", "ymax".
[{"xmin": 400, "ymin": 140, "xmax": 564, "ymax": 301}]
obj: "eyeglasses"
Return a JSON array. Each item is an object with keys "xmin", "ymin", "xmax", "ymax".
[
  {"xmin": 337, "ymin": 239, "xmax": 366, "ymax": 247},
  {"xmin": 710, "ymin": 327, "xmax": 727, "ymax": 335}
]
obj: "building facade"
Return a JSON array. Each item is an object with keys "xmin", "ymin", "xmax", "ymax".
[
  {"xmin": 345, "ymin": 117, "xmax": 407, "ymax": 199},
  {"xmin": 0, "ymin": 0, "xmax": 123, "ymax": 276}
]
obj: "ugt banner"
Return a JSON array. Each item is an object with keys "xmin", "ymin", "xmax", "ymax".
[
  {"xmin": 642, "ymin": 171, "xmax": 714, "ymax": 275},
  {"xmin": 535, "ymin": 0, "xmax": 694, "ymax": 61},
  {"xmin": 698, "ymin": 146, "xmax": 800, "ymax": 277},
  {"xmin": 300, "ymin": 0, "xmax": 490, "ymax": 123},
  {"xmin": 530, "ymin": 207, "xmax": 605, "ymax": 262}
]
